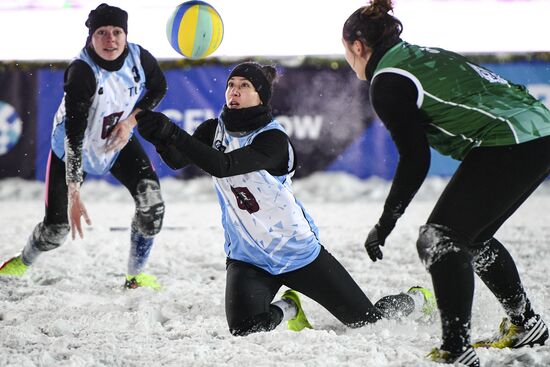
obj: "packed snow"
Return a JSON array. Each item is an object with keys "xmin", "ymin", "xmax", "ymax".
[{"xmin": 0, "ymin": 173, "xmax": 549, "ymax": 367}]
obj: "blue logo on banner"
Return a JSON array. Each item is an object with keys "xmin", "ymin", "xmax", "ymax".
[{"xmin": 0, "ymin": 101, "xmax": 23, "ymax": 155}]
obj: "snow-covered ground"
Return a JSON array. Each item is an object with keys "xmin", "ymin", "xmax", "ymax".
[{"xmin": 0, "ymin": 173, "xmax": 549, "ymax": 367}]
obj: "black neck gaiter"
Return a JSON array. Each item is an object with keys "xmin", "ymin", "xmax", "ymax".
[
  {"xmin": 87, "ymin": 45, "xmax": 129, "ymax": 72},
  {"xmin": 365, "ymin": 37, "xmax": 402, "ymax": 82},
  {"xmin": 220, "ymin": 104, "xmax": 273, "ymax": 133}
]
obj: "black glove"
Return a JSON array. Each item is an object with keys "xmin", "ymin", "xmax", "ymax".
[
  {"xmin": 136, "ymin": 110, "xmax": 179, "ymax": 146},
  {"xmin": 364, "ymin": 223, "xmax": 394, "ymax": 262}
]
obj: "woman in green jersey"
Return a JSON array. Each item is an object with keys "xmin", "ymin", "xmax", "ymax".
[{"xmin": 341, "ymin": 1, "xmax": 550, "ymax": 366}]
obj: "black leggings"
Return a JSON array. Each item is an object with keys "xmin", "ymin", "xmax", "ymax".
[
  {"xmin": 428, "ymin": 136, "xmax": 550, "ymax": 241},
  {"xmin": 225, "ymin": 246, "xmax": 383, "ymax": 336},
  {"xmin": 44, "ymin": 137, "xmax": 159, "ymax": 225},
  {"xmin": 424, "ymin": 135, "xmax": 550, "ymax": 352}
]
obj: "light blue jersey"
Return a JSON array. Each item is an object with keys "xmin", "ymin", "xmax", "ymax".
[
  {"xmin": 51, "ymin": 43, "xmax": 146, "ymax": 175},
  {"xmin": 212, "ymin": 119, "xmax": 321, "ymax": 275}
]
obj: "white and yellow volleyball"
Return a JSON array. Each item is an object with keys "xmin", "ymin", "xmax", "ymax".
[{"xmin": 166, "ymin": 1, "xmax": 224, "ymax": 59}]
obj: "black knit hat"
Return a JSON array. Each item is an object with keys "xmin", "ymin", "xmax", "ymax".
[
  {"xmin": 227, "ymin": 62, "xmax": 272, "ymax": 105},
  {"xmin": 85, "ymin": 3, "xmax": 128, "ymax": 42}
]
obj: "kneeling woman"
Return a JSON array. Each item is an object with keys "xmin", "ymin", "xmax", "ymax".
[{"xmin": 136, "ymin": 62, "xmax": 432, "ymax": 335}]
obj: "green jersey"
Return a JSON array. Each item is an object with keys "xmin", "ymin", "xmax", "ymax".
[{"xmin": 372, "ymin": 42, "xmax": 550, "ymax": 160}]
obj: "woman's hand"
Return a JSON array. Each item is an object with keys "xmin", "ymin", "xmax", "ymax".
[
  {"xmin": 136, "ymin": 110, "xmax": 179, "ymax": 146},
  {"xmin": 364, "ymin": 222, "xmax": 395, "ymax": 262},
  {"xmin": 106, "ymin": 110, "xmax": 140, "ymax": 152},
  {"xmin": 68, "ymin": 182, "xmax": 92, "ymax": 239}
]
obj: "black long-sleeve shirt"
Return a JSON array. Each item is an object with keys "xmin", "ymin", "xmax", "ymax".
[
  {"xmin": 158, "ymin": 118, "xmax": 291, "ymax": 178},
  {"xmin": 366, "ymin": 44, "xmax": 432, "ymax": 227}
]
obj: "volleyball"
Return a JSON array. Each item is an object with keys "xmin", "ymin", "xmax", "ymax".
[{"xmin": 166, "ymin": 1, "xmax": 224, "ymax": 59}]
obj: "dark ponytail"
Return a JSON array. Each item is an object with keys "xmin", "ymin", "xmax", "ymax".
[{"xmin": 342, "ymin": 0, "xmax": 402, "ymax": 49}]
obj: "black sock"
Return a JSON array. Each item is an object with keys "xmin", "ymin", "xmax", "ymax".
[
  {"xmin": 470, "ymin": 238, "xmax": 535, "ymax": 326},
  {"xmin": 430, "ymin": 250, "xmax": 474, "ymax": 354}
]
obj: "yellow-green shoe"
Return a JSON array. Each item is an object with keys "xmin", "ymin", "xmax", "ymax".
[
  {"xmin": 124, "ymin": 273, "xmax": 161, "ymax": 291},
  {"xmin": 408, "ymin": 286, "xmax": 437, "ymax": 319},
  {"xmin": 427, "ymin": 346, "xmax": 480, "ymax": 366},
  {"xmin": 281, "ymin": 289, "xmax": 313, "ymax": 332},
  {"xmin": 473, "ymin": 315, "xmax": 548, "ymax": 349},
  {"xmin": 0, "ymin": 255, "xmax": 28, "ymax": 277}
]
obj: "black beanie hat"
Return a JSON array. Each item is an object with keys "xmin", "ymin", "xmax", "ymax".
[
  {"xmin": 227, "ymin": 62, "xmax": 272, "ymax": 105},
  {"xmin": 85, "ymin": 3, "xmax": 128, "ymax": 40}
]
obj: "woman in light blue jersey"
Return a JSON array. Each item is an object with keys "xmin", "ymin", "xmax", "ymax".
[
  {"xmin": 342, "ymin": 1, "xmax": 549, "ymax": 365},
  {"xmin": 0, "ymin": 3, "xmax": 167, "ymax": 290},
  {"xmin": 135, "ymin": 61, "xmax": 434, "ymax": 336}
]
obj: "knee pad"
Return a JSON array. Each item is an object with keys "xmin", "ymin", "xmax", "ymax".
[
  {"xmin": 133, "ymin": 179, "xmax": 165, "ymax": 237},
  {"xmin": 416, "ymin": 224, "xmax": 466, "ymax": 271},
  {"xmin": 29, "ymin": 222, "xmax": 70, "ymax": 251}
]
